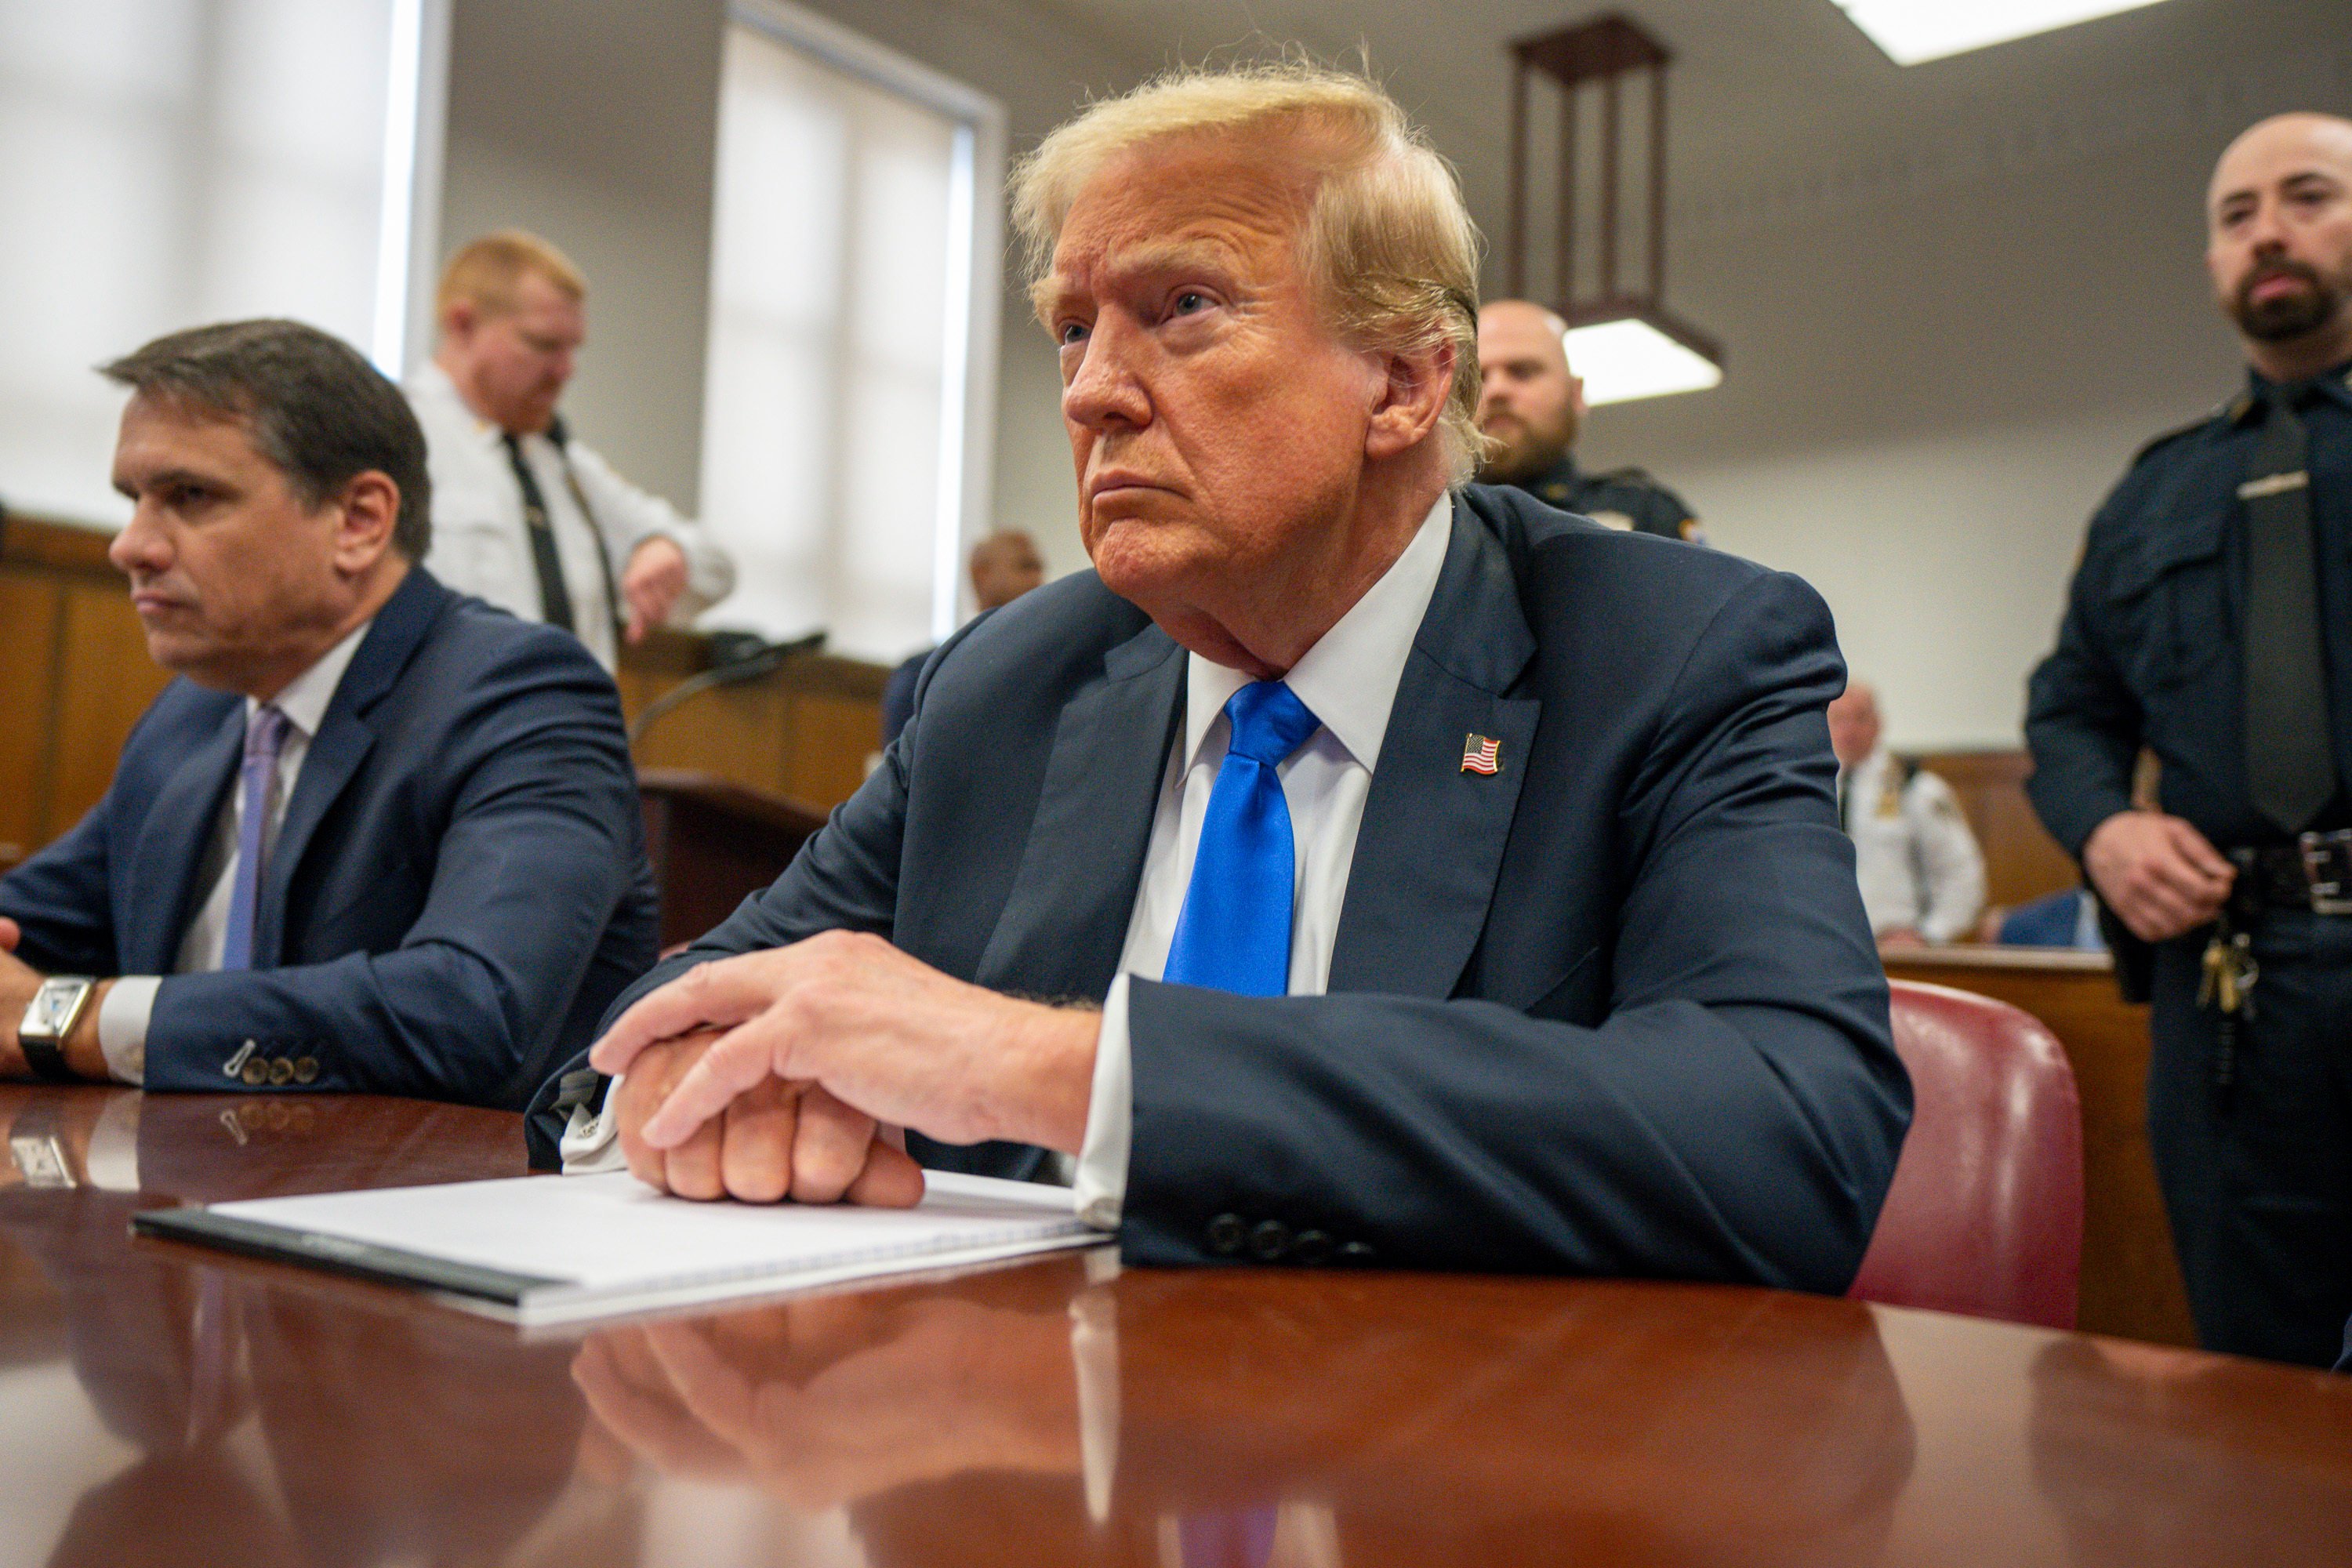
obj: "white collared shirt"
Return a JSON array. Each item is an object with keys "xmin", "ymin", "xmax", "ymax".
[
  {"xmin": 93, "ymin": 620, "xmax": 374, "ymax": 1083},
  {"xmin": 557, "ymin": 493, "xmax": 1456, "ymax": 1196},
  {"xmin": 1070, "ymin": 492, "xmax": 1455, "ymax": 1227},
  {"xmin": 1838, "ymin": 745, "xmax": 1987, "ymax": 945},
  {"xmin": 405, "ymin": 361, "xmax": 735, "ymax": 672}
]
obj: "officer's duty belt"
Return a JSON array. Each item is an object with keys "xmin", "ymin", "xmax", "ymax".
[{"xmin": 2230, "ymin": 830, "xmax": 2352, "ymax": 916}]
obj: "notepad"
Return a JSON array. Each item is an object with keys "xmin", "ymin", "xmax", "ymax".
[{"xmin": 132, "ymin": 1170, "xmax": 1100, "ymax": 1326}]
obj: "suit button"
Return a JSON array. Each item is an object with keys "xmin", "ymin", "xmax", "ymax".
[
  {"xmin": 1338, "ymin": 1241, "xmax": 1377, "ymax": 1266},
  {"xmin": 1290, "ymin": 1229, "xmax": 1334, "ymax": 1265},
  {"xmin": 292, "ymin": 1058, "xmax": 320, "ymax": 1085},
  {"xmin": 1205, "ymin": 1214, "xmax": 1247, "ymax": 1255},
  {"xmin": 239, "ymin": 1056, "xmax": 270, "ymax": 1087},
  {"xmin": 267, "ymin": 1058, "xmax": 294, "ymax": 1087},
  {"xmin": 1249, "ymin": 1220, "xmax": 1291, "ymax": 1261}
]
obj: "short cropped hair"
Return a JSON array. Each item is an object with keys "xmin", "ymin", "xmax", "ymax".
[
  {"xmin": 436, "ymin": 229, "xmax": 588, "ymax": 319},
  {"xmin": 101, "ymin": 319, "xmax": 433, "ymax": 560},
  {"xmin": 1011, "ymin": 60, "xmax": 1486, "ymax": 481}
]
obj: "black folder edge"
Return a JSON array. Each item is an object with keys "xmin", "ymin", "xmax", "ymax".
[{"xmin": 131, "ymin": 1206, "xmax": 566, "ymax": 1306}]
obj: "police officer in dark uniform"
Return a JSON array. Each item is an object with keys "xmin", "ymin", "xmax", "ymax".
[
  {"xmin": 1475, "ymin": 299, "xmax": 1704, "ymax": 543},
  {"xmin": 2026, "ymin": 112, "xmax": 2352, "ymax": 1367}
]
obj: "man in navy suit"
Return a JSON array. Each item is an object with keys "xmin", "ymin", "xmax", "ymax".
[
  {"xmin": 0, "ymin": 319, "xmax": 656, "ymax": 1109},
  {"xmin": 570, "ymin": 65, "xmax": 1907, "ymax": 1287}
]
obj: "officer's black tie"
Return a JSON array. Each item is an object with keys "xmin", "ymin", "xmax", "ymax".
[
  {"xmin": 2242, "ymin": 383, "xmax": 2336, "ymax": 834},
  {"xmin": 501, "ymin": 431, "xmax": 576, "ymax": 634}
]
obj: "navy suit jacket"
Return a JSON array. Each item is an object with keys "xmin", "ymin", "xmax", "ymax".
[
  {"xmin": 553, "ymin": 487, "xmax": 1906, "ymax": 1290},
  {"xmin": 2, "ymin": 568, "xmax": 658, "ymax": 1109}
]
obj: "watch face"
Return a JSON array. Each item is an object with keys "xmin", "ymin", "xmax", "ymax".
[{"xmin": 27, "ymin": 981, "xmax": 85, "ymax": 1039}]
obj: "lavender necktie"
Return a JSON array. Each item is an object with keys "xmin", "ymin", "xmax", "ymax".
[{"xmin": 220, "ymin": 704, "xmax": 290, "ymax": 972}]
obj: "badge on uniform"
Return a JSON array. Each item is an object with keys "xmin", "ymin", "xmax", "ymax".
[{"xmin": 1461, "ymin": 733, "xmax": 1501, "ymax": 775}]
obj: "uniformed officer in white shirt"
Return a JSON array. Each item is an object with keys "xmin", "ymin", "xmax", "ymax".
[
  {"xmin": 406, "ymin": 230, "xmax": 735, "ymax": 671},
  {"xmin": 1827, "ymin": 681, "xmax": 1986, "ymax": 946}
]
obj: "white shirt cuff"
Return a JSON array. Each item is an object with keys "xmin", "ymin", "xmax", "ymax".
[
  {"xmin": 96, "ymin": 977, "xmax": 158, "ymax": 1086},
  {"xmin": 1071, "ymin": 975, "xmax": 1134, "ymax": 1231},
  {"xmin": 559, "ymin": 1074, "xmax": 629, "ymax": 1174}
]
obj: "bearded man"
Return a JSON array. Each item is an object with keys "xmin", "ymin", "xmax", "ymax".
[
  {"xmin": 1473, "ymin": 299, "xmax": 1701, "ymax": 542},
  {"xmin": 2027, "ymin": 112, "xmax": 2352, "ymax": 1366},
  {"xmin": 547, "ymin": 64, "xmax": 1906, "ymax": 1295}
]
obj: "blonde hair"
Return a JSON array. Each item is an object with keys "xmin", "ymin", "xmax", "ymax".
[
  {"xmin": 435, "ymin": 229, "xmax": 587, "ymax": 320},
  {"xmin": 1010, "ymin": 61, "xmax": 1487, "ymax": 481}
]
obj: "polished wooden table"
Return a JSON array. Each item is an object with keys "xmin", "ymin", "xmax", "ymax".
[{"xmin": 2, "ymin": 1087, "xmax": 2347, "ymax": 1566}]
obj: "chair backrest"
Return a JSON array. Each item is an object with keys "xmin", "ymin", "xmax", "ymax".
[{"xmin": 1848, "ymin": 978, "xmax": 2085, "ymax": 1329}]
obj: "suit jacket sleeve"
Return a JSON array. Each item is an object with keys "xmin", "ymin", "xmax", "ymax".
[
  {"xmin": 0, "ymin": 792, "xmax": 122, "ymax": 977},
  {"xmin": 2024, "ymin": 492, "xmax": 2143, "ymax": 858},
  {"xmin": 1121, "ymin": 571, "xmax": 1908, "ymax": 1294},
  {"xmin": 139, "ymin": 636, "xmax": 649, "ymax": 1109}
]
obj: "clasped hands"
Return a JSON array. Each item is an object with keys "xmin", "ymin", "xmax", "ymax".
[{"xmin": 592, "ymin": 931, "xmax": 1101, "ymax": 1205}]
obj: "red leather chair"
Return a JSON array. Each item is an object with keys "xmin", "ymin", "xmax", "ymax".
[{"xmin": 1848, "ymin": 978, "xmax": 2085, "ymax": 1330}]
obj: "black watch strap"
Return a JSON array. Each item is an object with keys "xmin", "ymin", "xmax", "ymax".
[{"xmin": 19, "ymin": 1029, "xmax": 73, "ymax": 1083}]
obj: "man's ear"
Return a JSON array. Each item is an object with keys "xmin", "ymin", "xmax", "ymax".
[
  {"xmin": 440, "ymin": 298, "xmax": 477, "ymax": 347},
  {"xmin": 330, "ymin": 471, "xmax": 402, "ymax": 575},
  {"xmin": 1365, "ymin": 340, "xmax": 1454, "ymax": 462}
]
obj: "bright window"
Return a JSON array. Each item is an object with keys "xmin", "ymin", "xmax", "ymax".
[
  {"xmin": 0, "ymin": 0, "xmax": 441, "ymax": 526},
  {"xmin": 696, "ymin": 1, "xmax": 1004, "ymax": 660}
]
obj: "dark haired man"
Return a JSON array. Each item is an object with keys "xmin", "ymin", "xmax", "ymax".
[
  {"xmin": 2027, "ymin": 113, "xmax": 2352, "ymax": 1366},
  {"xmin": 0, "ymin": 319, "xmax": 656, "ymax": 1107}
]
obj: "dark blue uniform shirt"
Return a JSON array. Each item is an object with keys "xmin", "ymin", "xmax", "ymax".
[
  {"xmin": 1505, "ymin": 455, "xmax": 1703, "ymax": 543},
  {"xmin": 2027, "ymin": 362, "xmax": 2352, "ymax": 857}
]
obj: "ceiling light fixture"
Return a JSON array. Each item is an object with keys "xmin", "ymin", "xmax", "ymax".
[
  {"xmin": 1504, "ymin": 15, "xmax": 1722, "ymax": 407},
  {"xmin": 1833, "ymin": 0, "xmax": 2172, "ymax": 67}
]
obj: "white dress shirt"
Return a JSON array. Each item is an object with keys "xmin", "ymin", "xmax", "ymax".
[
  {"xmin": 557, "ymin": 494, "xmax": 1454, "ymax": 1207},
  {"xmin": 1069, "ymin": 493, "xmax": 1454, "ymax": 1227},
  {"xmin": 93, "ymin": 621, "xmax": 372, "ymax": 1083},
  {"xmin": 405, "ymin": 361, "xmax": 735, "ymax": 672},
  {"xmin": 1838, "ymin": 745, "xmax": 1987, "ymax": 944}
]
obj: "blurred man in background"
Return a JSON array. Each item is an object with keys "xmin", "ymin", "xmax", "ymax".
[
  {"xmin": 881, "ymin": 530, "xmax": 1047, "ymax": 746},
  {"xmin": 2027, "ymin": 112, "xmax": 2352, "ymax": 1366},
  {"xmin": 408, "ymin": 230, "xmax": 734, "ymax": 673},
  {"xmin": 1828, "ymin": 681, "xmax": 1984, "ymax": 946},
  {"xmin": 1475, "ymin": 299, "xmax": 1702, "ymax": 543}
]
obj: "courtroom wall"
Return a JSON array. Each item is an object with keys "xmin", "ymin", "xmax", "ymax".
[{"xmin": 1577, "ymin": 37, "xmax": 2352, "ymax": 752}]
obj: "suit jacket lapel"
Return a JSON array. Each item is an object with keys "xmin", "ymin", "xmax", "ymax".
[
  {"xmin": 256, "ymin": 569, "xmax": 449, "ymax": 965},
  {"xmin": 974, "ymin": 622, "xmax": 1185, "ymax": 1001},
  {"xmin": 122, "ymin": 701, "xmax": 244, "ymax": 975},
  {"xmin": 1328, "ymin": 494, "xmax": 1541, "ymax": 999}
]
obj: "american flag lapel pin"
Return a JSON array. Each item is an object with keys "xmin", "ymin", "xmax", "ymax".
[{"xmin": 1461, "ymin": 732, "xmax": 1501, "ymax": 775}]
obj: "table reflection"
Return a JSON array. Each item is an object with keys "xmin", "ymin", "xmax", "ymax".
[
  {"xmin": 578, "ymin": 1264, "xmax": 1917, "ymax": 1567},
  {"xmin": 2031, "ymin": 1337, "xmax": 2352, "ymax": 1563},
  {"xmin": 0, "ymin": 1087, "xmax": 586, "ymax": 1568}
]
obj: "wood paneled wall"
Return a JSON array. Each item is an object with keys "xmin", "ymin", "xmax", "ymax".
[
  {"xmin": 0, "ymin": 517, "xmax": 172, "ymax": 873},
  {"xmin": 617, "ymin": 635, "xmax": 884, "ymax": 812}
]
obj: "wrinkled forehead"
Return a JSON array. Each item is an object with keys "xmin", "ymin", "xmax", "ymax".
[{"xmin": 1037, "ymin": 129, "xmax": 1327, "ymax": 307}]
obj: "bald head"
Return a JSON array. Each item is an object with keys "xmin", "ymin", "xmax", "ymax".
[
  {"xmin": 1475, "ymin": 299, "xmax": 1586, "ymax": 483},
  {"xmin": 969, "ymin": 530, "xmax": 1045, "ymax": 612},
  {"xmin": 2205, "ymin": 113, "xmax": 2352, "ymax": 379},
  {"xmin": 1825, "ymin": 681, "xmax": 1880, "ymax": 771}
]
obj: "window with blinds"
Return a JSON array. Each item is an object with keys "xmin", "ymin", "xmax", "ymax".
[
  {"xmin": 695, "ymin": 2, "xmax": 1004, "ymax": 661},
  {"xmin": 0, "ymin": 0, "xmax": 437, "ymax": 528}
]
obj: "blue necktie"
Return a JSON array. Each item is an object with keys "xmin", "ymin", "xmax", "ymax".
[
  {"xmin": 1162, "ymin": 681, "xmax": 1321, "ymax": 996},
  {"xmin": 220, "ymin": 704, "xmax": 290, "ymax": 972}
]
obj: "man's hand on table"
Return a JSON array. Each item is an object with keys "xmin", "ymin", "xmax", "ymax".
[
  {"xmin": 594, "ymin": 931, "xmax": 1102, "ymax": 1204},
  {"xmin": 0, "ymin": 919, "xmax": 111, "ymax": 1081}
]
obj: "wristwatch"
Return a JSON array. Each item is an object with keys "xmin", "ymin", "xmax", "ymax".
[{"xmin": 18, "ymin": 976, "xmax": 96, "ymax": 1083}]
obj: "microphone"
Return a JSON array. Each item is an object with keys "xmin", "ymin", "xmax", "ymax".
[{"xmin": 627, "ymin": 629, "xmax": 826, "ymax": 748}]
